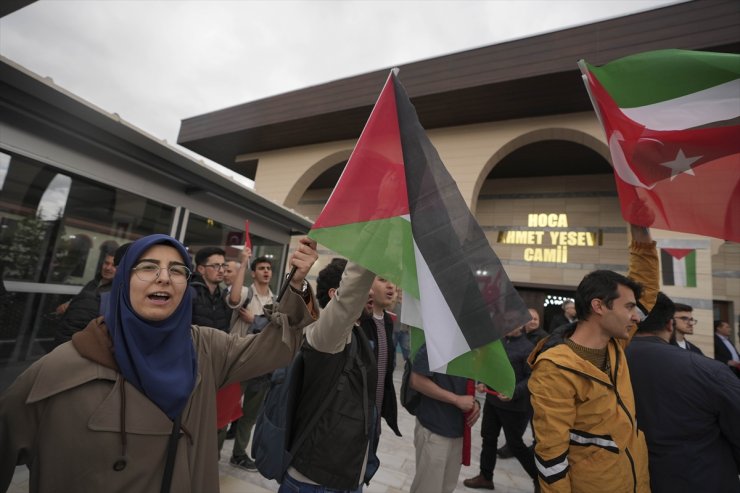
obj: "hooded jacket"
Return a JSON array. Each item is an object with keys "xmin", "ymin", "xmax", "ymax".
[
  {"xmin": 528, "ymin": 325, "xmax": 650, "ymax": 493},
  {"xmin": 527, "ymin": 239, "xmax": 658, "ymax": 493}
]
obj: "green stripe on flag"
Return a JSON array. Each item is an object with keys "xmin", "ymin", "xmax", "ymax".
[
  {"xmin": 446, "ymin": 340, "xmax": 514, "ymax": 397},
  {"xmin": 409, "ymin": 326, "xmax": 515, "ymax": 397},
  {"xmin": 588, "ymin": 49, "xmax": 740, "ymax": 108},
  {"xmin": 309, "ymin": 216, "xmax": 419, "ymax": 299},
  {"xmin": 685, "ymin": 250, "xmax": 697, "ymax": 287}
]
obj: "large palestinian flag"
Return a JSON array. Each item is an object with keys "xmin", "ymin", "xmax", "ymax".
[
  {"xmin": 579, "ymin": 49, "xmax": 740, "ymax": 242},
  {"xmin": 309, "ymin": 70, "xmax": 529, "ymax": 396}
]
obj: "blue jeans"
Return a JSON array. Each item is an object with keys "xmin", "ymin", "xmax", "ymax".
[
  {"xmin": 279, "ymin": 473, "xmax": 362, "ymax": 493},
  {"xmin": 393, "ymin": 330, "xmax": 410, "ymax": 361}
]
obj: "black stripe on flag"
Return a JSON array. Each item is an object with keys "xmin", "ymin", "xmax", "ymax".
[
  {"xmin": 660, "ymin": 249, "xmax": 675, "ymax": 286},
  {"xmin": 392, "ymin": 75, "xmax": 529, "ymax": 349}
]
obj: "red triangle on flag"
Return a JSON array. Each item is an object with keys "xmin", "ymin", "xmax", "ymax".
[
  {"xmin": 663, "ymin": 248, "xmax": 693, "ymax": 260},
  {"xmin": 312, "ymin": 74, "xmax": 409, "ymax": 229}
]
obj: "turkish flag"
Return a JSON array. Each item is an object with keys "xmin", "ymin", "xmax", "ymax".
[{"xmin": 584, "ymin": 71, "xmax": 740, "ymax": 242}]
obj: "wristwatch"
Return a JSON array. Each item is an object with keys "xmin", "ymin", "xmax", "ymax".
[
  {"xmin": 290, "ymin": 279, "xmax": 311, "ymax": 302},
  {"xmin": 291, "ymin": 279, "xmax": 308, "ymax": 293}
]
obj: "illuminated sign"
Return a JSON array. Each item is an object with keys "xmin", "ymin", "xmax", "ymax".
[{"xmin": 496, "ymin": 213, "xmax": 601, "ymax": 264}]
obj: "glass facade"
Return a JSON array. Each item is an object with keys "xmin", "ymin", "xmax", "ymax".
[
  {"xmin": 0, "ymin": 151, "xmax": 175, "ymax": 386},
  {"xmin": 0, "ymin": 151, "xmax": 292, "ymax": 390}
]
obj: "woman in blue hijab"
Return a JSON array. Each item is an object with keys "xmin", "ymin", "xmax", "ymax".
[{"xmin": 0, "ymin": 234, "xmax": 318, "ymax": 493}]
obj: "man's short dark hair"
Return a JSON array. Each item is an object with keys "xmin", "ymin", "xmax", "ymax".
[
  {"xmin": 575, "ymin": 270, "xmax": 643, "ymax": 320},
  {"xmin": 195, "ymin": 247, "xmax": 225, "ymax": 266},
  {"xmin": 673, "ymin": 303, "xmax": 692, "ymax": 313},
  {"xmin": 250, "ymin": 256, "xmax": 272, "ymax": 271},
  {"xmin": 113, "ymin": 242, "xmax": 133, "ymax": 267},
  {"xmin": 714, "ymin": 320, "xmax": 727, "ymax": 332},
  {"xmin": 637, "ymin": 292, "xmax": 675, "ymax": 334},
  {"xmin": 316, "ymin": 258, "xmax": 347, "ymax": 309},
  {"xmin": 101, "ymin": 241, "xmax": 119, "ymax": 257}
]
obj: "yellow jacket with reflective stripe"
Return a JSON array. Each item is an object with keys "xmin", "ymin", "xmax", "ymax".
[
  {"xmin": 529, "ymin": 337, "xmax": 650, "ymax": 493},
  {"xmin": 527, "ymin": 240, "xmax": 657, "ymax": 493}
]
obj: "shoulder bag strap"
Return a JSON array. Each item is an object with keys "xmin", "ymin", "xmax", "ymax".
[{"xmin": 160, "ymin": 413, "xmax": 182, "ymax": 493}]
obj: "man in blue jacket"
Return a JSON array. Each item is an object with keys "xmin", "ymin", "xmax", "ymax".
[{"xmin": 626, "ymin": 292, "xmax": 740, "ymax": 493}]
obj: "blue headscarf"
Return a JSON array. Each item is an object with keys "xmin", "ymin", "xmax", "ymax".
[{"xmin": 104, "ymin": 234, "xmax": 197, "ymax": 420}]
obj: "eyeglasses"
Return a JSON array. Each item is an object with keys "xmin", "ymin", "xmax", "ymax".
[
  {"xmin": 204, "ymin": 263, "xmax": 228, "ymax": 271},
  {"xmin": 674, "ymin": 316, "xmax": 698, "ymax": 324},
  {"xmin": 133, "ymin": 262, "xmax": 192, "ymax": 284}
]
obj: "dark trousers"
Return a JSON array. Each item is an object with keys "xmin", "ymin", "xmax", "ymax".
[{"xmin": 479, "ymin": 400, "xmax": 537, "ymax": 480}]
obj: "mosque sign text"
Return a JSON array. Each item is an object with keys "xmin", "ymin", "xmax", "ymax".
[{"xmin": 496, "ymin": 214, "xmax": 601, "ymax": 264}]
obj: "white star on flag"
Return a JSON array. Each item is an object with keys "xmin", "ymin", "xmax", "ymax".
[{"xmin": 659, "ymin": 149, "xmax": 701, "ymax": 180}]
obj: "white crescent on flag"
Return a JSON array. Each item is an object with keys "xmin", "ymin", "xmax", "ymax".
[{"xmin": 608, "ymin": 130, "xmax": 655, "ymax": 190}]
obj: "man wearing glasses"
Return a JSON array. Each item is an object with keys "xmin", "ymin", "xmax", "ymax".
[
  {"xmin": 670, "ymin": 303, "xmax": 704, "ymax": 355},
  {"xmin": 191, "ymin": 247, "xmax": 231, "ymax": 332},
  {"xmin": 191, "ymin": 247, "xmax": 243, "ymax": 457}
]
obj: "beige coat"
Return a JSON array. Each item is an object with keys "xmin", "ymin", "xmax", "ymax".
[{"xmin": 0, "ymin": 289, "xmax": 314, "ymax": 493}]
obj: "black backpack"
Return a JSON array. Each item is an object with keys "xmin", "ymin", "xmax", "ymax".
[
  {"xmin": 251, "ymin": 332, "xmax": 357, "ymax": 481},
  {"xmin": 400, "ymin": 357, "xmax": 421, "ymax": 415}
]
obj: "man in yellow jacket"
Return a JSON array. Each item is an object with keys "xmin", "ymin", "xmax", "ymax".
[{"xmin": 528, "ymin": 225, "xmax": 658, "ymax": 493}]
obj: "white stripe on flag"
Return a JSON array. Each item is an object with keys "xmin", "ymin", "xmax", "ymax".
[
  {"xmin": 400, "ymin": 289, "xmax": 423, "ymax": 329},
  {"xmin": 673, "ymin": 256, "xmax": 687, "ymax": 287},
  {"xmin": 413, "ymin": 240, "xmax": 471, "ymax": 371},
  {"xmin": 621, "ymin": 79, "xmax": 740, "ymax": 131}
]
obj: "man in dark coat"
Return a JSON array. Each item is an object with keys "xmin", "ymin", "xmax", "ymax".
[
  {"xmin": 359, "ymin": 276, "xmax": 402, "ymax": 439},
  {"xmin": 52, "ymin": 243, "xmax": 130, "ymax": 348},
  {"xmin": 626, "ymin": 292, "xmax": 740, "ymax": 493},
  {"xmin": 464, "ymin": 325, "xmax": 538, "ymax": 491},
  {"xmin": 524, "ymin": 308, "xmax": 547, "ymax": 346},
  {"xmin": 714, "ymin": 319, "xmax": 740, "ymax": 378}
]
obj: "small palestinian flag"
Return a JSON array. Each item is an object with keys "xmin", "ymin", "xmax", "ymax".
[
  {"xmin": 309, "ymin": 70, "xmax": 529, "ymax": 396},
  {"xmin": 661, "ymin": 248, "xmax": 697, "ymax": 288},
  {"xmin": 579, "ymin": 49, "xmax": 740, "ymax": 242}
]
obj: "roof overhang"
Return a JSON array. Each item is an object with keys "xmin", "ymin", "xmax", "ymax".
[
  {"xmin": 177, "ymin": 0, "xmax": 740, "ymax": 179},
  {"xmin": 0, "ymin": 56, "xmax": 312, "ymax": 234},
  {"xmin": 0, "ymin": 0, "xmax": 37, "ymax": 18}
]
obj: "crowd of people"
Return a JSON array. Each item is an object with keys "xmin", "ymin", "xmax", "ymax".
[{"xmin": 1, "ymin": 226, "xmax": 739, "ymax": 493}]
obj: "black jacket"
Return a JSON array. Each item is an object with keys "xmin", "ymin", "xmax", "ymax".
[
  {"xmin": 487, "ymin": 332, "xmax": 533, "ymax": 412},
  {"xmin": 625, "ymin": 336, "xmax": 740, "ymax": 493},
  {"xmin": 53, "ymin": 279, "xmax": 111, "ymax": 348},
  {"xmin": 670, "ymin": 337, "xmax": 704, "ymax": 355},
  {"xmin": 525, "ymin": 327, "xmax": 548, "ymax": 346},
  {"xmin": 291, "ymin": 326, "xmax": 378, "ymax": 490},
  {"xmin": 714, "ymin": 334, "xmax": 740, "ymax": 378},
  {"xmin": 189, "ymin": 274, "xmax": 230, "ymax": 332},
  {"xmin": 548, "ymin": 312, "xmax": 575, "ymax": 333},
  {"xmin": 359, "ymin": 311, "xmax": 402, "ymax": 437}
]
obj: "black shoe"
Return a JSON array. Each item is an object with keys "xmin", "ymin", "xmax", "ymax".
[
  {"xmin": 497, "ymin": 444, "xmax": 513, "ymax": 459},
  {"xmin": 230, "ymin": 454, "xmax": 257, "ymax": 472}
]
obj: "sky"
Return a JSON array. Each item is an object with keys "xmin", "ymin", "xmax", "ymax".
[{"xmin": 0, "ymin": 0, "xmax": 681, "ymax": 185}]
